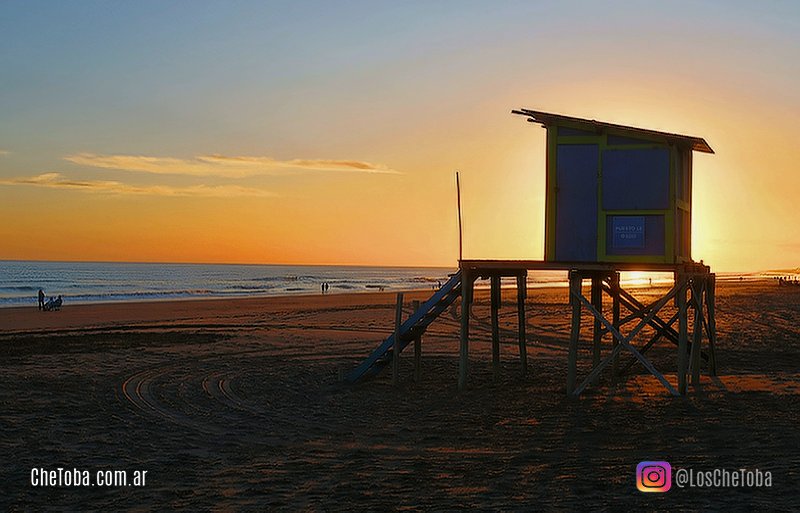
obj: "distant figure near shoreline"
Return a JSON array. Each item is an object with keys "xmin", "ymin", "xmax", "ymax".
[{"xmin": 38, "ymin": 289, "xmax": 45, "ymax": 310}]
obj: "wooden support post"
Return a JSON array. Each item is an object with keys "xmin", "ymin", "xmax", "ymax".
[
  {"xmin": 591, "ymin": 273, "xmax": 602, "ymax": 383},
  {"xmin": 611, "ymin": 272, "xmax": 621, "ymax": 384},
  {"xmin": 516, "ymin": 272, "xmax": 528, "ymax": 378},
  {"xmin": 392, "ymin": 292, "xmax": 404, "ymax": 386},
  {"xmin": 567, "ymin": 271, "xmax": 581, "ymax": 395},
  {"xmin": 458, "ymin": 270, "xmax": 472, "ymax": 391},
  {"xmin": 677, "ymin": 275, "xmax": 689, "ymax": 395},
  {"xmin": 706, "ymin": 273, "xmax": 717, "ymax": 376},
  {"xmin": 490, "ymin": 275, "xmax": 501, "ymax": 382},
  {"xmin": 691, "ymin": 278, "xmax": 704, "ymax": 387},
  {"xmin": 412, "ymin": 299, "xmax": 422, "ymax": 382}
]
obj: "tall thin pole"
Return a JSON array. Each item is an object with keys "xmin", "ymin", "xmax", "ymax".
[{"xmin": 456, "ymin": 171, "xmax": 463, "ymax": 262}]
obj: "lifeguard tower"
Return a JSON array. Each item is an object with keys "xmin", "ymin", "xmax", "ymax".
[
  {"xmin": 526, "ymin": 109, "xmax": 711, "ymax": 265},
  {"xmin": 347, "ymin": 109, "xmax": 717, "ymax": 397}
]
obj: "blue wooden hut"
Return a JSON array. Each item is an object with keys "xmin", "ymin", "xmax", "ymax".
[{"xmin": 512, "ymin": 109, "xmax": 714, "ymax": 264}]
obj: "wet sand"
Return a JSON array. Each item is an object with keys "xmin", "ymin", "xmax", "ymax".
[{"xmin": 1, "ymin": 281, "xmax": 799, "ymax": 510}]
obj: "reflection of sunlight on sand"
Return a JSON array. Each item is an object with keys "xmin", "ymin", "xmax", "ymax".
[
  {"xmin": 608, "ymin": 376, "xmax": 679, "ymax": 405},
  {"xmin": 612, "ymin": 373, "xmax": 800, "ymax": 403},
  {"xmin": 717, "ymin": 373, "xmax": 800, "ymax": 394}
]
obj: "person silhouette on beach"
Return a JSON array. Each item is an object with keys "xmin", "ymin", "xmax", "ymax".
[{"xmin": 38, "ymin": 289, "xmax": 45, "ymax": 310}]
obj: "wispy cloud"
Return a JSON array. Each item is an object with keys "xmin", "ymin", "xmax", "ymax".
[
  {"xmin": 0, "ymin": 173, "xmax": 275, "ymax": 198},
  {"xmin": 64, "ymin": 152, "xmax": 400, "ymax": 177}
]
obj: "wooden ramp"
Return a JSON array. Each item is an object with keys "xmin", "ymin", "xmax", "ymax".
[{"xmin": 345, "ymin": 271, "xmax": 462, "ymax": 383}]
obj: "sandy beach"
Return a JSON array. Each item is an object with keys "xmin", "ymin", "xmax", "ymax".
[{"xmin": 1, "ymin": 280, "xmax": 798, "ymax": 510}]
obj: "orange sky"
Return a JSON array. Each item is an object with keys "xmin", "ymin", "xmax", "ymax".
[{"xmin": 1, "ymin": 3, "xmax": 799, "ymax": 271}]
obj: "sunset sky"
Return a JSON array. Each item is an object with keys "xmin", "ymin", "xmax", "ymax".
[{"xmin": 1, "ymin": 1, "xmax": 798, "ymax": 271}]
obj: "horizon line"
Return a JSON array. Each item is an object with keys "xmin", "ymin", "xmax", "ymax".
[
  {"xmin": 0, "ymin": 258, "xmax": 456, "ymax": 270},
  {"xmin": 0, "ymin": 258, "xmax": 792, "ymax": 274}
]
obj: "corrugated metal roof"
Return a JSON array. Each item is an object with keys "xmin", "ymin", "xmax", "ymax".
[{"xmin": 512, "ymin": 108, "xmax": 714, "ymax": 154}]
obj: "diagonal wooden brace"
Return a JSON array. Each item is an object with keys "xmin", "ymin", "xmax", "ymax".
[
  {"xmin": 617, "ymin": 311, "xmax": 680, "ymax": 376},
  {"xmin": 600, "ymin": 285, "xmax": 679, "ymax": 340},
  {"xmin": 609, "ymin": 284, "xmax": 707, "ymax": 363},
  {"xmin": 571, "ymin": 284, "xmax": 680, "ymax": 396}
]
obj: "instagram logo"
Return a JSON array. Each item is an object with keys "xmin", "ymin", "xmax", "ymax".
[{"xmin": 636, "ymin": 461, "xmax": 672, "ymax": 492}]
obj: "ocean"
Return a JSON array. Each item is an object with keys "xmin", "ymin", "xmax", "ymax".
[
  {"xmin": 0, "ymin": 261, "xmax": 461, "ymax": 307},
  {"xmin": 0, "ymin": 260, "xmax": 757, "ymax": 308}
]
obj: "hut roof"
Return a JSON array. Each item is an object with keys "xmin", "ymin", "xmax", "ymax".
[{"xmin": 512, "ymin": 108, "xmax": 714, "ymax": 154}]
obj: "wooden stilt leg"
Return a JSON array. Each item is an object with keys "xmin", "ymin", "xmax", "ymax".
[
  {"xmin": 677, "ymin": 275, "xmax": 688, "ymax": 395},
  {"xmin": 517, "ymin": 272, "xmax": 528, "ymax": 378},
  {"xmin": 412, "ymin": 299, "xmax": 421, "ymax": 383},
  {"xmin": 706, "ymin": 273, "xmax": 717, "ymax": 376},
  {"xmin": 458, "ymin": 270, "xmax": 472, "ymax": 391},
  {"xmin": 490, "ymin": 275, "xmax": 501, "ymax": 382},
  {"xmin": 591, "ymin": 273, "xmax": 602, "ymax": 384},
  {"xmin": 567, "ymin": 271, "xmax": 581, "ymax": 395},
  {"xmin": 611, "ymin": 272, "xmax": 621, "ymax": 384},
  {"xmin": 392, "ymin": 292, "xmax": 404, "ymax": 386},
  {"xmin": 691, "ymin": 278, "xmax": 704, "ymax": 387}
]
